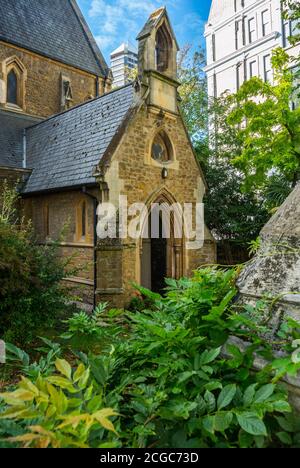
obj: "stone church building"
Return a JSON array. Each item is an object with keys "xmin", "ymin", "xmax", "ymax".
[{"xmin": 0, "ymin": 0, "xmax": 216, "ymax": 308}]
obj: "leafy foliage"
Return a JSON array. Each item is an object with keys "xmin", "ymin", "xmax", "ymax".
[
  {"xmin": 4, "ymin": 338, "xmax": 63, "ymax": 380},
  {"xmin": 0, "ymin": 358, "xmax": 118, "ymax": 448},
  {"xmin": 0, "ymin": 183, "xmax": 76, "ymax": 343},
  {"xmin": 227, "ymin": 48, "xmax": 300, "ymax": 189},
  {"xmin": 2, "ymin": 268, "xmax": 299, "ymax": 448},
  {"xmin": 61, "ymin": 303, "xmax": 124, "ymax": 352},
  {"xmin": 178, "ymin": 45, "xmax": 208, "ymax": 140},
  {"xmin": 198, "ymin": 147, "xmax": 269, "ymax": 245},
  {"xmin": 178, "ymin": 50, "xmax": 270, "ymax": 245},
  {"xmin": 282, "ymin": 0, "xmax": 300, "ymax": 49}
]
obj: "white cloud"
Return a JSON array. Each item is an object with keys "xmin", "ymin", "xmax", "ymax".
[
  {"xmin": 83, "ymin": 0, "xmax": 205, "ymax": 58},
  {"xmin": 95, "ymin": 34, "xmax": 115, "ymax": 49},
  {"xmin": 88, "ymin": 0, "xmax": 162, "ymax": 55}
]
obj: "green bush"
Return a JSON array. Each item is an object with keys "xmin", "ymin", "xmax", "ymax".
[
  {"xmin": 1, "ymin": 268, "xmax": 300, "ymax": 448},
  {"xmin": 92, "ymin": 269, "xmax": 299, "ymax": 448},
  {"xmin": 0, "ymin": 182, "xmax": 74, "ymax": 343},
  {"xmin": 60, "ymin": 303, "xmax": 124, "ymax": 353},
  {"xmin": 0, "ymin": 358, "xmax": 119, "ymax": 448}
]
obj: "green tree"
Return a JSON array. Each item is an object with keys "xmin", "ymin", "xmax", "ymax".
[
  {"xmin": 227, "ymin": 48, "xmax": 300, "ymax": 189},
  {"xmin": 282, "ymin": 0, "xmax": 300, "ymax": 49},
  {"xmin": 178, "ymin": 47, "xmax": 269, "ymax": 253},
  {"xmin": 178, "ymin": 45, "xmax": 208, "ymax": 139},
  {"xmin": 196, "ymin": 95, "xmax": 269, "ymax": 252}
]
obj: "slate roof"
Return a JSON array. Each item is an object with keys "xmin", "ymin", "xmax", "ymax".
[
  {"xmin": 23, "ymin": 84, "xmax": 136, "ymax": 194},
  {"xmin": 0, "ymin": 0, "xmax": 109, "ymax": 77},
  {"xmin": 0, "ymin": 110, "xmax": 42, "ymax": 169}
]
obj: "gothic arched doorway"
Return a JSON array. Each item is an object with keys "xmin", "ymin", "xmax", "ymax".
[{"xmin": 140, "ymin": 191, "xmax": 184, "ymax": 293}]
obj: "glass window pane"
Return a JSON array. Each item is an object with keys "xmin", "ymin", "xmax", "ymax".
[
  {"xmin": 82, "ymin": 202, "xmax": 86, "ymax": 238},
  {"xmin": 262, "ymin": 10, "xmax": 270, "ymax": 36},
  {"xmin": 151, "ymin": 133, "xmax": 172, "ymax": 163},
  {"xmin": 263, "ymin": 55, "xmax": 272, "ymax": 83},
  {"xmin": 248, "ymin": 18, "xmax": 256, "ymax": 43},
  {"xmin": 7, "ymin": 70, "xmax": 18, "ymax": 104}
]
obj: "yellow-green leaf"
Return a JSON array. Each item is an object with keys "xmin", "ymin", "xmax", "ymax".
[
  {"xmin": 0, "ymin": 407, "xmax": 29, "ymax": 419},
  {"xmin": 57, "ymin": 414, "xmax": 88, "ymax": 430},
  {"xmin": 46, "ymin": 376, "xmax": 76, "ymax": 393},
  {"xmin": 55, "ymin": 359, "xmax": 72, "ymax": 380},
  {"xmin": 93, "ymin": 408, "xmax": 118, "ymax": 435},
  {"xmin": 73, "ymin": 363, "xmax": 85, "ymax": 383},
  {"xmin": 20, "ymin": 377, "xmax": 39, "ymax": 396},
  {"xmin": 0, "ymin": 388, "xmax": 35, "ymax": 406},
  {"xmin": 78, "ymin": 368, "xmax": 90, "ymax": 390},
  {"xmin": 7, "ymin": 433, "xmax": 41, "ymax": 443}
]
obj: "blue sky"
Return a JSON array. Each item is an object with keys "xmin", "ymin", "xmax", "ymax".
[{"xmin": 77, "ymin": 0, "xmax": 212, "ymax": 63}]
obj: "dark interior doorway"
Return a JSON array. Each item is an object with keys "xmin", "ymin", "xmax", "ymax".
[
  {"xmin": 151, "ymin": 236, "xmax": 167, "ymax": 293},
  {"xmin": 141, "ymin": 211, "xmax": 168, "ymax": 294}
]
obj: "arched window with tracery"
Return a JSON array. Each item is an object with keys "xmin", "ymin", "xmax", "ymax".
[
  {"xmin": 155, "ymin": 24, "xmax": 172, "ymax": 73},
  {"xmin": 151, "ymin": 131, "xmax": 174, "ymax": 163},
  {"xmin": 3, "ymin": 56, "xmax": 27, "ymax": 110}
]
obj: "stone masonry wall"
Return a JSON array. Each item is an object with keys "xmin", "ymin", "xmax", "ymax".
[
  {"xmin": 23, "ymin": 189, "xmax": 98, "ymax": 305},
  {"xmin": 97, "ymin": 103, "xmax": 216, "ymax": 307},
  {"xmin": 0, "ymin": 42, "xmax": 98, "ymax": 117}
]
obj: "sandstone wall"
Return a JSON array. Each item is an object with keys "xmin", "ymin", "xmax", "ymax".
[{"xmin": 0, "ymin": 42, "xmax": 99, "ymax": 117}]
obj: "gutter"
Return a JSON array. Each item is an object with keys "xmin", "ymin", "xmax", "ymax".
[{"xmin": 82, "ymin": 186, "xmax": 98, "ymax": 310}]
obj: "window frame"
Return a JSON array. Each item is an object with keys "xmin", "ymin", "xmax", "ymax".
[
  {"xmin": 263, "ymin": 54, "xmax": 272, "ymax": 83},
  {"xmin": 151, "ymin": 131, "xmax": 174, "ymax": 165},
  {"xmin": 147, "ymin": 128, "xmax": 178, "ymax": 170},
  {"xmin": 75, "ymin": 199, "xmax": 91, "ymax": 243},
  {"xmin": 261, "ymin": 9, "xmax": 270, "ymax": 37},
  {"xmin": 248, "ymin": 17, "xmax": 256, "ymax": 44},
  {"xmin": 249, "ymin": 60, "xmax": 257, "ymax": 79},
  {"xmin": 1, "ymin": 56, "xmax": 27, "ymax": 111}
]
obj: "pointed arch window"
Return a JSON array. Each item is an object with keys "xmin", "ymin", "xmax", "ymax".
[
  {"xmin": 7, "ymin": 69, "xmax": 18, "ymax": 105},
  {"xmin": 76, "ymin": 199, "xmax": 90, "ymax": 242},
  {"xmin": 155, "ymin": 24, "xmax": 172, "ymax": 73},
  {"xmin": 2, "ymin": 56, "xmax": 27, "ymax": 110},
  {"xmin": 151, "ymin": 131, "xmax": 174, "ymax": 163}
]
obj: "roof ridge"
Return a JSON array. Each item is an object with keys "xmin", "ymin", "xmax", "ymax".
[
  {"xmin": 0, "ymin": 0, "xmax": 107, "ymax": 77},
  {"xmin": 69, "ymin": 0, "xmax": 109, "ymax": 76},
  {"xmin": 27, "ymin": 83, "xmax": 135, "ymax": 130}
]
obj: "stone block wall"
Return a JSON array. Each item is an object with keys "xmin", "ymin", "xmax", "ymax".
[
  {"xmin": 23, "ymin": 189, "xmax": 97, "ymax": 305},
  {"xmin": 0, "ymin": 42, "xmax": 99, "ymax": 117},
  {"xmin": 96, "ymin": 103, "xmax": 217, "ymax": 307}
]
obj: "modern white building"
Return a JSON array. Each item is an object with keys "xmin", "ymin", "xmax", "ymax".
[
  {"xmin": 204, "ymin": 0, "xmax": 299, "ymax": 99},
  {"xmin": 110, "ymin": 42, "xmax": 138, "ymax": 88}
]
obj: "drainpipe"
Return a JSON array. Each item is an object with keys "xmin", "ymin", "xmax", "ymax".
[
  {"xmin": 22, "ymin": 129, "xmax": 26, "ymax": 168},
  {"xmin": 82, "ymin": 187, "xmax": 98, "ymax": 310}
]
